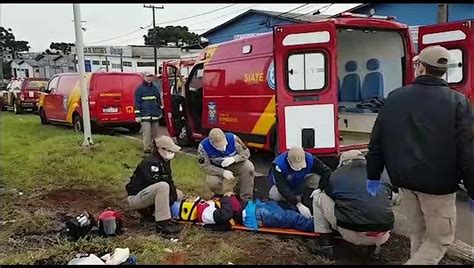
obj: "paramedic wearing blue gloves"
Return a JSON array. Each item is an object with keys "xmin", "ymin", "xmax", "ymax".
[
  {"xmin": 366, "ymin": 46, "xmax": 473, "ymax": 265},
  {"xmin": 268, "ymin": 147, "xmax": 332, "ymax": 218}
]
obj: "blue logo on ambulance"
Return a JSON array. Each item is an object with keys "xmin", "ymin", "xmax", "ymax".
[
  {"xmin": 208, "ymin": 102, "xmax": 217, "ymax": 124},
  {"xmin": 267, "ymin": 61, "xmax": 275, "ymax": 90}
]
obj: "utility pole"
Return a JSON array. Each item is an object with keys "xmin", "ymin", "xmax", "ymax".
[
  {"xmin": 73, "ymin": 4, "xmax": 94, "ymax": 147},
  {"xmin": 438, "ymin": 4, "xmax": 449, "ymax": 23},
  {"xmin": 143, "ymin": 4, "xmax": 164, "ymax": 75}
]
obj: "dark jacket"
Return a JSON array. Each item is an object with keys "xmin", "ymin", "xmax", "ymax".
[
  {"xmin": 270, "ymin": 154, "xmax": 332, "ymax": 205},
  {"xmin": 367, "ymin": 75, "xmax": 473, "ymax": 198},
  {"xmin": 134, "ymin": 81, "xmax": 162, "ymax": 121},
  {"xmin": 326, "ymin": 160, "xmax": 394, "ymax": 232},
  {"xmin": 125, "ymin": 152, "xmax": 178, "ymax": 204}
]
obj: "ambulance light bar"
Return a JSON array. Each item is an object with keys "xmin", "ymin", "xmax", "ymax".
[{"xmin": 339, "ymin": 12, "xmax": 396, "ymax": 21}]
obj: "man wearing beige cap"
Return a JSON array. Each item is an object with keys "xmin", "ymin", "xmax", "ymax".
[
  {"xmin": 268, "ymin": 147, "xmax": 332, "ymax": 218},
  {"xmin": 126, "ymin": 136, "xmax": 184, "ymax": 236},
  {"xmin": 366, "ymin": 45, "xmax": 473, "ymax": 264},
  {"xmin": 197, "ymin": 128, "xmax": 255, "ymax": 201},
  {"xmin": 311, "ymin": 150, "xmax": 395, "ymax": 258},
  {"xmin": 134, "ymin": 72, "xmax": 162, "ymax": 154}
]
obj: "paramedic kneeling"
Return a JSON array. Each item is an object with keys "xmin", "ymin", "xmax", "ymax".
[
  {"xmin": 198, "ymin": 128, "xmax": 255, "ymax": 201},
  {"xmin": 312, "ymin": 150, "xmax": 394, "ymax": 257},
  {"xmin": 126, "ymin": 136, "xmax": 184, "ymax": 236},
  {"xmin": 268, "ymin": 147, "xmax": 332, "ymax": 218}
]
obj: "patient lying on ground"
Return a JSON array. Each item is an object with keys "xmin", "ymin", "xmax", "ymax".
[{"xmin": 170, "ymin": 191, "xmax": 314, "ymax": 232}]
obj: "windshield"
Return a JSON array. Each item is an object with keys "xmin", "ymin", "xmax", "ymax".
[{"xmin": 26, "ymin": 80, "xmax": 48, "ymax": 90}]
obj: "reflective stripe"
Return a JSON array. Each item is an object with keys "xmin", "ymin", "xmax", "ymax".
[
  {"xmin": 140, "ymin": 116, "xmax": 152, "ymax": 120},
  {"xmin": 151, "ymin": 116, "xmax": 161, "ymax": 120},
  {"xmin": 142, "ymin": 96, "xmax": 157, "ymax": 100},
  {"xmin": 134, "ymin": 110, "xmax": 140, "ymax": 114}
]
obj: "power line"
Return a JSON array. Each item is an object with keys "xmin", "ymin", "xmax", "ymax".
[
  {"xmin": 190, "ymin": 4, "xmax": 261, "ymax": 27},
  {"xmin": 84, "ymin": 4, "xmax": 237, "ymax": 45},
  {"xmin": 272, "ymin": 3, "xmax": 310, "ymax": 19}
]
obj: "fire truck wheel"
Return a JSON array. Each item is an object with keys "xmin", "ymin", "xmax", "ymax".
[
  {"xmin": 73, "ymin": 114, "xmax": 84, "ymax": 133},
  {"xmin": 176, "ymin": 124, "xmax": 191, "ymax": 147},
  {"xmin": 39, "ymin": 109, "xmax": 49, "ymax": 125}
]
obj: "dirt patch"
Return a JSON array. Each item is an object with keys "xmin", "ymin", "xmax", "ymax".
[{"xmin": 41, "ymin": 188, "xmax": 120, "ymax": 214}]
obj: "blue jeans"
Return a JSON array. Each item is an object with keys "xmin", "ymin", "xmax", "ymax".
[{"xmin": 256, "ymin": 200, "xmax": 314, "ymax": 232}]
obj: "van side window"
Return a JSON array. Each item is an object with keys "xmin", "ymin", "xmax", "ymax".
[
  {"xmin": 47, "ymin": 76, "xmax": 59, "ymax": 93},
  {"xmin": 443, "ymin": 48, "xmax": 463, "ymax": 84},
  {"xmin": 287, "ymin": 52, "xmax": 326, "ymax": 91}
]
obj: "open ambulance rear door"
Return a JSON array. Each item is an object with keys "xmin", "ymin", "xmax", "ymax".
[
  {"xmin": 273, "ymin": 22, "xmax": 340, "ymax": 156},
  {"xmin": 162, "ymin": 61, "xmax": 180, "ymax": 137},
  {"xmin": 418, "ymin": 20, "xmax": 473, "ymax": 101}
]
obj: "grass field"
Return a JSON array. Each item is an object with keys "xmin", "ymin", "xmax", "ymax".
[
  {"xmin": 0, "ymin": 112, "xmax": 469, "ymax": 265},
  {"xmin": 0, "ymin": 112, "xmax": 331, "ymax": 265}
]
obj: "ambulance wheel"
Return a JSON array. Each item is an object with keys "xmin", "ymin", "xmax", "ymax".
[
  {"xmin": 176, "ymin": 124, "xmax": 192, "ymax": 147},
  {"xmin": 39, "ymin": 108, "xmax": 49, "ymax": 125},
  {"xmin": 73, "ymin": 114, "xmax": 83, "ymax": 133}
]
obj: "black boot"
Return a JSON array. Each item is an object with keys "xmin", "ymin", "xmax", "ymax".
[
  {"xmin": 156, "ymin": 219, "xmax": 183, "ymax": 235},
  {"xmin": 137, "ymin": 207, "xmax": 155, "ymax": 223},
  {"xmin": 312, "ymin": 233, "xmax": 335, "ymax": 258}
]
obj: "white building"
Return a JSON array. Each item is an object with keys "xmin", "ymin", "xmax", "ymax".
[{"xmin": 71, "ymin": 45, "xmax": 196, "ymax": 74}]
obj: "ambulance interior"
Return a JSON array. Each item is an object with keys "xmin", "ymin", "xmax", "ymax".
[{"xmin": 336, "ymin": 28, "xmax": 405, "ymax": 144}]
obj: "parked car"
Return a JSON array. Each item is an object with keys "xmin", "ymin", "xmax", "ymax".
[
  {"xmin": 2, "ymin": 78, "xmax": 48, "ymax": 114},
  {"xmin": 38, "ymin": 72, "xmax": 143, "ymax": 133}
]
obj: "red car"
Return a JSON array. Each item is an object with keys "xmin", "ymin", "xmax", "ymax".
[{"xmin": 3, "ymin": 78, "xmax": 48, "ymax": 114}]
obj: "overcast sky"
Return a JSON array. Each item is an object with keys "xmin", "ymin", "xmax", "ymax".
[{"xmin": 1, "ymin": 3, "xmax": 360, "ymax": 52}]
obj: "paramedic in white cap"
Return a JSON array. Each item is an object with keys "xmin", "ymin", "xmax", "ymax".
[
  {"xmin": 197, "ymin": 128, "xmax": 255, "ymax": 201},
  {"xmin": 366, "ymin": 45, "xmax": 473, "ymax": 264},
  {"xmin": 126, "ymin": 136, "xmax": 184, "ymax": 236},
  {"xmin": 311, "ymin": 150, "xmax": 395, "ymax": 258}
]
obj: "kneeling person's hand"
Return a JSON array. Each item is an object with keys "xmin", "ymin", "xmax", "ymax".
[
  {"xmin": 296, "ymin": 202, "xmax": 313, "ymax": 219},
  {"xmin": 223, "ymin": 170, "xmax": 235, "ymax": 181},
  {"xmin": 221, "ymin": 157, "xmax": 236, "ymax": 168}
]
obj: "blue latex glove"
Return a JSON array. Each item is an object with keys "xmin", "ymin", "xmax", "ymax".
[{"xmin": 367, "ymin": 180, "xmax": 382, "ymax": 197}]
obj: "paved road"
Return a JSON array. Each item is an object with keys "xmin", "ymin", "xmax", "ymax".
[{"xmin": 123, "ymin": 125, "xmax": 473, "ymax": 246}]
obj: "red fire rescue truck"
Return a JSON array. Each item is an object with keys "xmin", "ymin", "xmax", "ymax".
[
  {"xmin": 163, "ymin": 13, "xmax": 474, "ymax": 159},
  {"xmin": 162, "ymin": 13, "xmax": 417, "ymax": 158}
]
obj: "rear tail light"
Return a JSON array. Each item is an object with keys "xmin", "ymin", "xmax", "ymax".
[{"xmin": 20, "ymin": 94, "xmax": 25, "ymax": 101}]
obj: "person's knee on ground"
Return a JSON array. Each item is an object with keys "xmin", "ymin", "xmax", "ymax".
[{"xmin": 207, "ymin": 175, "xmax": 224, "ymax": 195}]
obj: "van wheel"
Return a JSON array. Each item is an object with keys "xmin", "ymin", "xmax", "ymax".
[
  {"xmin": 13, "ymin": 101, "xmax": 22, "ymax": 114},
  {"xmin": 39, "ymin": 109, "xmax": 49, "ymax": 125},
  {"xmin": 176, "ymin": 123, "xmax": 192, "ymax": 147},
  {"xmin": 128, "ymin": 124, "xmax": 141, "ymax": 134},
  {"xmin": 73, "ymin": 115, "xmax": 83, "ymax": 133}
]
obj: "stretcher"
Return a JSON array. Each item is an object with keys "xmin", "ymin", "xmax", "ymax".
[
  {"xmin": 178, "ymin": 220, "xmax": 319, "ymax": 237},
  {"xmin": 231, "ymin": 224, "xmax": 320, "ymax": 237}
]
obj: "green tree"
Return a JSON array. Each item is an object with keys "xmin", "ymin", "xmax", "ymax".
[
  {"xmin": 48, "ymin": 42, "xmax": 75, "ymax": 55},
  {"xmin": 0, "ymin": 27, "xmax": 30, "ymax": 59},
  {"xmin": 143, "ymin": 25, "xmax": 200, "ymax": 47}
]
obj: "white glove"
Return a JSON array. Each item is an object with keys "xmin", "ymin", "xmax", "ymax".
[
  {"xmin": 135, "ymin": 117, "xmax": 141, "ymax": 123},
  {"xmin": 221, "ymin": 157, "xmax": 236, "ymax": 168},
  {"xmin": 310, "ymin": 189, "xmax": 321, "ymax": 199},
  {"xmin": 296, "ymin": 202, "xmax": 313, "ymax": 219},
  {"xmin": 223, "ymin": 170, "xmax": 235, "ymax": 180}
]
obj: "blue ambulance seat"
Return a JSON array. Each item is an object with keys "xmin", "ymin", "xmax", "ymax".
[
  {"xmin": 361, "ymin": 58, "xmax": 384, "ymax": 100},
  {"xmin": 340, "ymin": 61, "xmax": 361, "ymax": 102}
]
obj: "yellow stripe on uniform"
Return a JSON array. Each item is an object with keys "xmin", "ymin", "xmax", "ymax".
[{"xmin": 251, "ymin": 95, "xmax": 276, "ymax": 136}]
